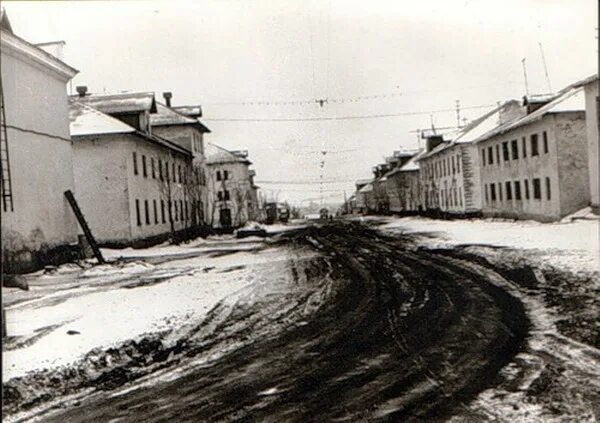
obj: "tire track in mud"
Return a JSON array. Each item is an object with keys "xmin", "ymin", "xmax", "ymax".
[{"xmin": 5, "ymin": 222, "xmax": 529, "ymax": 422}]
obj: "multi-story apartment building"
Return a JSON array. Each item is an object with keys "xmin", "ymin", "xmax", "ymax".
[
  {"xmin": 574, "ymin": 75, "xmax": 599, "ymax": 213},
  {"xmin": 206, "ymin": 144, "xmax": 260, "ymax": 228},
  {"xmin": 418, "ymin": 102, "xmax": 522, "ymax": 216},
  {"xmin": 385, "ymin": 150, "xmax": 426, "ymax": 213},
  {"xmin": 476, "ymin": 86, "xmax": 589, "ymax": 221},
  {"xmin": 1, "ymin": 13, "xmax": 79, "ymax": 272},
  {"xmin": 70, "ymin": 91, "xmax": 199, "ymax": 246}
]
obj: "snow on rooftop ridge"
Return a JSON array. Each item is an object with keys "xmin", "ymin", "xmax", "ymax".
[
  {"xmin": 72, "ymin": 92, "xmax": 157, "ymax": 114},
  {"xmin": 206, "ymin": 143, "xmax": 252, "ymax": 165},
  {"xmin": 69, "ymin": 101, "xmax": 135, "ymax": 137},
  {"xmin": 150, "ymin": 102, "xmax": 197, "ymax": 127}
]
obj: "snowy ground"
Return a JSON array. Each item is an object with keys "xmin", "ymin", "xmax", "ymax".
[
  {"xmin": 2, "ymin": 235, "xmax": 294, "ymax": 382},
  {"xmin": 375, "ymin": 215, "xmax": 599, "ymax": 274}
]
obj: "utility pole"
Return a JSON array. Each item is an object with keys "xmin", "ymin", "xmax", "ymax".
[
  {"xmin": 521, "ymin": 58, "xmax": 530, "ymax": 96},
  {"xmin": 455, "ymin": 100, "xmax": 461, "ymax": 128}
]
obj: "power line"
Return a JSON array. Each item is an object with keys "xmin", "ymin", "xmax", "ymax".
[{"xmin": 203, "ymin": 103, "xmax": 495, "ymax": 122}]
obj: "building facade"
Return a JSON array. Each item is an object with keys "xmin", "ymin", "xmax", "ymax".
[
  {"xmin": 1, "ymin": 16, "xmax": 79, "ymax": 272},
  {"xmin": 476, "ymin": 87, "xmax": 589, "ymax": 222},
  {"xmin": 206, "ymin": 144, "xmax": 260, "ymax": 229},
  {"xmin": 70, "ymin": 93, "xmax": 199, "ymax": 246},
  {"xmin": 576, "ymin": 75, "xmax": 599, "ymax": 213},
  {"xmin": 385, "ymin": 150, "xmax": 425, "ymax": 213}
]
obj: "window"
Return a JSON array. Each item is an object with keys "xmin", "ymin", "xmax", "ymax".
[
  {"xmin": 158, "ymin": 159, "xmax": 163, "ymax": 180},
  {"xmin": 142, "ymin": 155, "xmax": 147, "ymax": 177},
  {"xmin": 458, "ymin": 187, "xmax": 462, "ymax": 206},
  {"xmin": 481, "ymin": 149, "xmax": 486, "ymax": 166},
  {"xmin": 545, "ymin": 177, "xmax": 551, "ymax": 200},
  {"xmin": 168, "ymin": 200, "xmax": 172, "ymax": 221},
  {"xmin": 485, "ymin": 184, "xmax": 489, "ymax": 203},
  {"xmin": 224, "ymin": 170, "xmax": 229, "ymax": 180},
  {"xmin": 224, "ymin": 190, "xmax": 230, "ymax": 201},
  {"xmin": 172, "ymin": 163, "xmax": 176, "ymax": 182},
  {"xmin": 133, "ymin": 152, "xmax": 138, "ymax": 175},
  {"xmin": 543, "ymin": 131, "xmax": 549, "ymax": 154},
  {"xmin": 217, "ymin": 191, "xmax": 223, "ymax": 201},
  {"xmin": 165, "ymin": 162, "xmax": 170, "ymax": 181},
  {"xmin": 505, "ymin": 181, "xmax": 512, "ymax": 200},
  {"xmin": 153, "ymin": 200, "xmax": 158, "ymax": 224},
  {"xmin": 161, "ymin": 200, "xmax": 165, "ymax": 223},
  {"xmin": 490, "ymin": 183, "xmax": 497, "ymax": 201},
  {"xmin": 135, "ymin": 199, "xmax": 141, "ymax": 226},
  {"xmin": 174, "ymin": 201, "xmax": 178, "ymax": 221},
  {"xmin": 180, "ymin": 200, "xmax": 184, "ymax": 221},
  {"xmin": 488, "ymin": 146, "xmax": 494, "ymax": 165},
  {"xmin": 178, "ymin": 165, "xmax": 182, "ymax": 183},
  {"xmin": 514, "ymin": 181, "xmax": 521, "ymax": 200},
  {"xmin": 511, "ymin": 140, "xmax": 518, "ymax": 160},
  {"xmin": 457, "ymin": 155, "xmax": 461, "ymax": 173},
  {"xmin": 151, "ymin": 158, "xmax": 155, "ymax": 179},
  {"xmin": 144, "ymin": 200, "xmax": 150, "ymax": 224},
  {"xmin": 531, "ymin": 134, "xmax": 539, "ymax": 156},
  {"xmin": 502, "ymin": 142, "xmax": 510, "ymax": 161},
  {"xmin": 216, "ymin": 170, "xmax": 222, "ymax": 181},
  {"xmin": 498, "ymin": 182, "xmax": 503, "ymax": 201},
  {"xmin": 533, "ymin": 178, "xmax": 541, "ymax": 199},
  {"xmin": 496, "ymin": 144, "xmax": 500, "ymax": 164},
  {"xmin": 524, "ymin": 179, "xmax": 530, "ymax": 200},
  {"xmin": 185, "ymin": 201, "xmax": 188, "ymax": 220},
  {"xmin": 522, "ymin": 137, "xmax": 527, "ymax": 158}
]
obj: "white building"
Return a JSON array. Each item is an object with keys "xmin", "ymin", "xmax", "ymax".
[
  {"xmin": 69, "ymin": 92, "xmax": 199, "ymax": 246},
  {"xmin": 1, "ymin": 12, "xmax": 79, "ymax": 272},
  {"xmin": 205, "ymin": 144, "xmax": 260, "ymax": 229}
]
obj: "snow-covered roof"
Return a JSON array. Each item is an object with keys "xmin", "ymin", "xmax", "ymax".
[
  {"xmin": 172, "ymin": 105, "xmax": 202, "ymax": 117},
  {"xmin": 72, "ymin": 92, "xmax": 157, "ymax": 114},
  {"xmin": 206, "ymin": 143, "xmax": 252, "ymax": 165},
  {"xmin": 473, "ymin": 86, "xmax": 585, "ymax": 143},
  {"xmin": 150, "ymin": 102, "xmax": 198, "ymax": 126},
  {"xmin": 383, "ymin": 149, "xmax": 426, "ymax": 177},
  {"xmin": 69, "ymin": 101, "xmax": 135, "ymax": 136},
  {"xmin": 358, "ymin": 183, "xmax": 373, "ymax": 193}
]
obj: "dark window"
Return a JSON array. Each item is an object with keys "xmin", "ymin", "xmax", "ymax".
[
  {"xmin": 490, "ymin": 183, "xmax": 497, "ymax": 201},
  {"xmin": 522, "ymin": 137, "xmax": 527, "ymax": 157},
  {"xmin": 180, "ymin": 200, "xmax": 184, "ymax": 221},
  {"xmin": 153, "ymin": 200, "xmax": 158, "ymax": 224},
  {"xmin": 543, "ymin": 131, "xmax": 549, "ymax": 154},
  {"xmin": 524, "ymin": 179, "xmax": 530, "ymax": 199},
  {"xmin": 144, "ymin": 200, "xmax": 150, "ymax": 224},
  {"xmin": 172, "ymin": 163, "xmax": 176, "ymax": 182},
  {"xmin": 511, "ymin": 140, "xmax": 518, "ymax": 160},
  {"xmin": 452, "ymin": 156, "xmax": 456, "ymax": 174},
  {"xmin": 514, "ymin": 181, "xmax": 521, "ymax": 200},
  {"xmin": 485, "ymin": 184, "xmax": 489, "ymax": 203},
  {"xmin": 224, "ymin": 170, "xmax": 229, "ymax": 180},
  {"xmin": 151, "ymin": 158, "xmax": 155, "ymax": 178},
  {"xmin": 216, "ymin": 170, "xmax": 222, "ymax": 181},
  {"xmin": 168, "ymin": 200, "xmax": 172, "ymax": 222},
  {"xmin": 224, "ymin": 190, "xmax": 230, "ymax": 201},
  {"xmin": 135, "ymin": 199, "xmax": 141, "ymax": 226},
  {"xmin": 531, "ymin": 134, "xmax": 539, "ymax": 156},
  {"xmin": 498, "ymin": 183, "xmax": 503, "ymax": 201},
  {"xmin": 217, "ymin": 191, "xmax": 223, "ymax": 201},
  {"xmin": 545, "ymin": 177, "xmax": 551, "ymax": 199},
  {"xmin": 178, "ymin": 165, "xmax": 182, "ymax": 183},
  {"xmin": 502, "ymin": 142, "xmax": 510, "ymax": 161},
  {"xmin": 161, "ymin": 200, "xmax": 166, "ymax": 223},
  {"xmin": 174, "ymin": 201, "xmax": 178, "ymax": 221},
  {"xmin": 488, "ymin": 146, "xmax": 494, "ymax": 165},
  {"xmin": 165, "ymin": 162, "xmax": 170, "ymax": 181},
  {"xmin": 133, "ymin": 152, "xmax": 138, "ymax": 175},
  {"xmin": 495, "ymin": 144, "xmax": 500, "ymax": 164},
  {"xmin": 142, "ymin": 155, "xmax": 147, "ymax": 177},
  {"xmin": 533, "ymin": 178, "xmax": 541, "ymax": 199},
  {"xmin": 458, "ymin": 187, "xmax": 462, "ymax": 206},
  {"xmin": 185, "ymin": 201, "xmax": 188, "ymax": 220},
  {"xmin": 505, "ymin": 181, "xmax": 512, "ymax": 200},
  {"xmin": 481, "ymin": 149, "xmax": 486, "ymax": 166},
  {"xmin": 158, "ymin": 159, "xmax": 163, "ymax": 180},
  {"xmin": 457, "ymin": 155, "xmax": 461, "ymax": 173}
]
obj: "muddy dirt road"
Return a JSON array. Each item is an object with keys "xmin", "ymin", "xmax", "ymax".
[{"xmin": 7, "ymin": 222, "xmax": 530, "ymax": 422}]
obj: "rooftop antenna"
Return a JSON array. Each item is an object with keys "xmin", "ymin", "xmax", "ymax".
[
  {"xmin": 521, "ymin": 58, "xmax": 529, "ymax": 96},
  {"xmin": 538, "ymin": 42, "xmax": 552, "ymax": 93}
]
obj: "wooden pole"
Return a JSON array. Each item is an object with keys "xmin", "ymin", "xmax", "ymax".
[{"xmin": 64, "ymin": 190, "xmax": 105, "ymax": 264}]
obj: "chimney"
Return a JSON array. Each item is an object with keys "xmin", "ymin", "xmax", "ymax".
[
  {"xmin": 76, "ymin": 86, "xmax": 87, "ymax": 97},
  {"xmin": 425, "ymin": 135, "xmax": 444, "ymax": 152},
  {"xmin": 163, "ymin": 92, "xmax": 172, "ymax": 107}
]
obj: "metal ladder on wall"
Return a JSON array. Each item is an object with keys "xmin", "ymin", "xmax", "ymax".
[{"xmin": 0, "ymin": 72, "xmax": 13, "ymax": 213}]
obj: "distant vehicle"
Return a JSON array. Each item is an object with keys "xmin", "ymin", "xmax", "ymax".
[{"xmin": 265, "ymin": 202, "xmax": 290, "ymax": 224}]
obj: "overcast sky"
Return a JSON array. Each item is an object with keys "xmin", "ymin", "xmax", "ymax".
[{"xmin": 5, "ymin": 0, "xmax": 597, "ymax": 205}]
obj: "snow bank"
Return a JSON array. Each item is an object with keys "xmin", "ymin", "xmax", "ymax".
[{"xmin": 380, "ymin": 217, "xmax": 599, "ymax": 273}]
